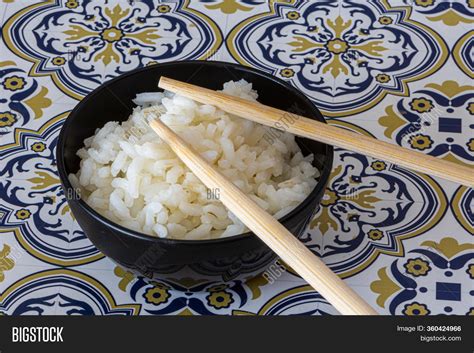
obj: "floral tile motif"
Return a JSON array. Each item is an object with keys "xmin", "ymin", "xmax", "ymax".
[
  {"xmin": 0, "ymin": 33, "xmax": 79, "ymax": 143},
  {"xmin": 196, "ymin": 0, "xmax": 271, "ymax": 36},
  {"xmin": 198, "ymin": 0, "xmax": 266, "ymax": 15},
  {"xmin": 0, "ymin": 113, "xmax": 104, "ymax": 266},
  {"xmin": 112, "ymin": 265, "xmax": 258, "ymax": 315},
  {"xmin": 226, "ymin": 0, "xmax": 449, "ymax": 117},
  {"xmin": 0, "ymin": 268, "xmax": 141, "ymax": 315},
  {"xmin": 387, "ymin": 0, "xmax": 474, "ymax": 28},
  {"xmin": 0, "ymin": 243, "xmax": 15, "ymax": 284},
  {"xmin": 0, "ymin": 58, "xmax": 53, "ymax": 135},
  {"xmin": 370, "ymin": 236, "xmax": 474, "ymax": 315},
  {"xmin": 306, "ymin": 147, "xmax": 448, "ymax": 279},
  {"xmin": 0, "ymin": 0, "xmax": 472, "ymax": 316},
  {"xmin": 378, "ymin": 80, "xmax": 474, "ymax": 167},
  {"xmin": 110, "ymin": 265, "xmax": 336, "ymax": 315},
  {"xmin": 2, "ymin": 0, "xmax": 223, "ymax": 99}
]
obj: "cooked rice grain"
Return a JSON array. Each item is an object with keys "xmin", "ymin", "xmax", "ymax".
[{"xmin": 70, "ymin": 80, "xmax": 319, "ymax": 240}]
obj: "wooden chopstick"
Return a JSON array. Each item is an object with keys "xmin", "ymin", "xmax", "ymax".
[
  {"xmin": 159, "ymin": 77, "xmax": 474, "ymax": 188},
  {"xmin": 148, "ymin": 117, "xmax": 378, "ymax": 315}
]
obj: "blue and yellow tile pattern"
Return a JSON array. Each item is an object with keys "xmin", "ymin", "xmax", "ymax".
[{"xmin": 0, "ymin": 0, "xmax": 472, "ymax": 315}]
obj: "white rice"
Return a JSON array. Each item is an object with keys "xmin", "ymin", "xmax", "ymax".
[{"xmin": 70, "ymin": 80, "xmax": 320, "ymax": 240}]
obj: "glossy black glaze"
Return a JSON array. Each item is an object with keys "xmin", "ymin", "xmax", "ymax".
[{"xmin": 57, "ymin": 61, "xmax": 333, "ymax": 283}]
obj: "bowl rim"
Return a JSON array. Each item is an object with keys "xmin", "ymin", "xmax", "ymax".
[{"xmin": 57, "ymin": 60, "xmax": 334, "ymax": 245}]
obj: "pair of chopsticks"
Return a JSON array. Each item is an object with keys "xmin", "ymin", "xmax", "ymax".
[
  {"xmin": 148, "ymin": 77, "xmax": 472, "ymax": 316},
  {"xmin": 159, "ymin": 77, "xmax": 473, "ymax": 188}
]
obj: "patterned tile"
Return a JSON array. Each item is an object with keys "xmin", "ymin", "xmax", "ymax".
[
  {"xmin": 202, "ymin": 0, "xmax": 271, "ymax": 37},
  {"xmin": 187, "ymin": 0, "xmax": 232, "ymax": 33},
  {"xmin": 0, "ymin": 267, "xmax": 141, "ymax": 315},
  {"xmin": 386, "ymin": 0, "xmax": 474, "ymax": 43},
  {"xmin": 0, "ymin": 238, "xmax": 30, "ymax": 289},
  {"xmin": 0, "ymin": 0, "xmax": 472, "ymax": 316},
  {"xmin": 2, "ymin": 0, "xmax": 224, "ymax": 99},
  {"xmin": 369, "ymin": 235, "xmax": 474, "ymax": 315},
  {"xmin": 0, "ymin": 39, "xmax": 76, "ymax": 141},
  {"xmin": 226, "ymin": 0, "xmax": 451, "ymax": 119},
  {"xmin": 337, "ymin": 210, "xmax": 474, "ymax": 315}
]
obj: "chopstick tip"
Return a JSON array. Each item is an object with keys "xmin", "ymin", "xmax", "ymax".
[{"xmin": 158, "ymin": 76, "xmax": 172, "ymax": 89}]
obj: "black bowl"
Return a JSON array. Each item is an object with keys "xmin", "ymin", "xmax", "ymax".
[{"xmin": 57, "ymin": 60, "xmax": 333, "ymax": 283}]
